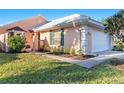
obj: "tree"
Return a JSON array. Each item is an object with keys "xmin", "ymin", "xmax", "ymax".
[
  {"xmin": 7, "ymin": 36, "xmax": 25, "ymax": 53},
  {"xmin": 102, "ymin": 10, "xmax": 124, "ymax": 43}
]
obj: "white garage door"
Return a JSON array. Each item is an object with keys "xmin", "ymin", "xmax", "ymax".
[{"xmin": 92, "ymin": 30, "xmax": 109, "ymax": 53}]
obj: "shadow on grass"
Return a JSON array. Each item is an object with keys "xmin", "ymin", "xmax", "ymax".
[
  {"xmin": 0, "ymin": 61, "xmax": 119, "ymax": 84},
  {"xmin": 0, "ymin": 53, "xmax": 18, "ymax": 65}
]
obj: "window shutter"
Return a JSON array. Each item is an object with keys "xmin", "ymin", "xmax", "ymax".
[{"xmin": 60, "ymin": 29, "xmax": 64, "ymax": 46}]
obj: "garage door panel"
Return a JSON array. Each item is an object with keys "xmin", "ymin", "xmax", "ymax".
[{"xmin": 92, "ymin": 30, "xmax": 109, "ymax": 53}]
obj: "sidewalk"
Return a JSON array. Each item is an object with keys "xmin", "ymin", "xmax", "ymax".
[{"xmin": 34, "ymin": 51, "xmax": 124, "ymax": 69}]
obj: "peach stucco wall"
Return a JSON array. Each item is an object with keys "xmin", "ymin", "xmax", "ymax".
[
  {"xmin": 64, "ymin": 27, "xmax": 80, "ymax": 52},
  {"xmin": 40, "ymin": 32, "xmax": 50, "ymax": 45},
  {"xmin": 0, "ymin": 33, "xmax": 9, "ymax": 52},
  {"xmin": 0, "ymin": 34, "xmax": 4, "ymax": 43},
  {"xmin": 40, "ymin": 26, "xmax": 81, "ymax": 52},
  {"xmin": 0, "ymin": 34, "xmax": 5, "ymax": 51}
]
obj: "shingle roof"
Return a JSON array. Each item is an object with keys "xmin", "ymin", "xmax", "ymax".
[
  {"xmin": 0, "ymin": 15, "xmax": 48, "ymax": 34},
  {"xmin": 0, "ymin": 27, "xmax": 5, "ymax": 34}
]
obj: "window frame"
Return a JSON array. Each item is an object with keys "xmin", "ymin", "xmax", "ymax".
[{"xmin": 50, "ymin": 30, "xmax": 61, "ymax": 46}]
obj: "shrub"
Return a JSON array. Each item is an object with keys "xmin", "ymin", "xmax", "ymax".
[
  {"xmin": 113, "ymin": 41, "xmax": 124, "ymax": 51},
  {"xmin": 40, "ymin": 45, "xmax": 44, "ymax": 51},
  {"xmin": 40, "ymin": 45, "xmax": 50, "ymax": 52},
  {"xmin": 49, "ymin": 47, "xmax": 53, "ymax": 53},
  {"xmin": 77, "ymin": 49, "xmax": 83, "ymax": 56},
  {"xmin": 53, "ymin": 47, "xmax": 59, "ymax": 54},
  {"xmin": 64, "ymin": 48, "xmax": 70, "ymax": 54},
  {"xmin": 57, "ymin": 46, "xmax": 63, "ymax": 54},
  {"xmin": 7, "ymin": 36, "xmax": 25, "ymax": 53},
  {"xmin": 70, "ymin": 48, "xmax": 76, "ymax": 56},
  {"xmin": 50, "ymin": 47, "xmax": 63, "ymax": 55},
  {"xmin": 43, "ymin": 46, "xmax": 50, "ymax": 52},
  {"xmin": 51, "ymin": 47, "xmax": 56, "ymax": 54}
]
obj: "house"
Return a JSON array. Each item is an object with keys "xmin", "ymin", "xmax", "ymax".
[
  {"xmin": 0, "ymin": 16, "xmax": 48, "ymax": 52},
  {"xmin": 0, "ymin": 14, "xmax": 113, "ymax": 55},
  {"xmin": 33, "ymin": 14, "xmax": 113, "ymax": 55}
]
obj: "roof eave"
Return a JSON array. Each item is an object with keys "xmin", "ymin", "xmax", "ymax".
[{"xmin": 34, "ymin": 16, "xmax": 105, "ymax": 32}]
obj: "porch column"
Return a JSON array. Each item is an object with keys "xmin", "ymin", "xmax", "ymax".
[
  {"xmin": 37, "ymin": 32, "xmax": 40, "ymax": 50},
  {"xmin": 33, "ymin": 32, "xmax": 40, "ymax": 51},
  {"xmin": 79, "ymin": 26, "xmax": 88, "ymax": 55},
  {"xmin": 4, "ymin": 33, "xmax": 9, "ymax": 52}
]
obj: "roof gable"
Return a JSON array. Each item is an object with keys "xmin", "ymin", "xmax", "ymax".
[
  {"xmin": 0, "ymin": 15, "xmax": 48, "ymax": 33},
  {"xmin": 6, "ymin": 26, "xmax": 27, "ymax": 32}
]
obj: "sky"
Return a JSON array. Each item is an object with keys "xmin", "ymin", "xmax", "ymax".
[{"xmin": 0, "ymin": 9, "xmax": 120, "ymax": 26}]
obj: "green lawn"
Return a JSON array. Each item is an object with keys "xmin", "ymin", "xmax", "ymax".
[{"xmin": 0, "ymin": 53, "xmax": 124, "ymax": 84}]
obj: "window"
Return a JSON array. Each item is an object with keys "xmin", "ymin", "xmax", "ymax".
[
  {"xmin": 50, "ymin": 29, "xmax": 64, "ymax": 46},
  {"xmin": 9, "ymin": 32, "xmax": 14, "ymax": 37},
  {"xmin": 51, "ymin": 31, "xmax": 61, "ymax": 45},
  {"xmin": 16, "ymin": 33, "xmax": 21, "ymax": 36}
]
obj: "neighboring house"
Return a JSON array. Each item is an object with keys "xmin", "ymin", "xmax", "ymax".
[
  {"xmin": 0, "ymin": 16, "xmax": 48, "ymax": 52},
  {"xmin": 34, "ymin": 14, "xmax": 113, "ymax": 55}
]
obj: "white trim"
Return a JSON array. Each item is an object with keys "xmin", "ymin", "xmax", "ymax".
[{"xmin": 34, "ymin": 14, "xmax": 104, "ymax": 32}]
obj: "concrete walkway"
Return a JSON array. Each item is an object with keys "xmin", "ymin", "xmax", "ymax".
[{"xmin": 35, "ymin": 51, "xmax": 124, "ymax": 69}]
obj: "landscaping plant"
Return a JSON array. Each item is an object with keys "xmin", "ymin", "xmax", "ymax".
[
  {"xmin": 64, "ymin": 48, "xmax": 70, "ymax": 54},
  {"xmin": 102, "ymin": 10, "xmax": 124, "ymax": 45},
  {"xmin": 113, "ymin": 41, "xmax": 124, "ymax": 51},
  {"xmin": 43, "ymin": 46, "xmax": 50, "ymax": 52},
  {"xmin": 70, "ymin": 48, "xmax": 76, "ymax": 56},
  {"xmin": 7, "ymin": 36, "xmax": 25, "ymax": 53}
]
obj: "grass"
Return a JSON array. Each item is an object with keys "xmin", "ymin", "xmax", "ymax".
[{"xmin": 0, "ymin": 53, "xmax": 124, "ymax": 84}]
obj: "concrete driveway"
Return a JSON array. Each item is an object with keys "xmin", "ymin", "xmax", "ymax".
[
  {"xmin": 35, "ymin": 51, "xmax": 124, "ymax": 69},
  {"xmin": 74, "ymin": 51, "xmax": 124, "ymax": 68}
]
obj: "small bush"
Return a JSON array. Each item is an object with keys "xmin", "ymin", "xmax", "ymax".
[
  {"xmin": 43, "ymin": 46, "xmax": 50, "ymax": 52},
  {"xmin": 53, "ymin": 47, "xmax": 59, "ymax": 54},
  {"xmin": 113, "ymin": 41, "xmax": 124, "ymax": 51},
  {"xmin": 7, "ymin": 36, "xmax": 25, "ymax": 53},
  {"xmin": 70, "ymin": 48, "xmax": 76, "ymax": 56},
  {"xmin": 40, "ymin": 45, "xmax": 50, "ymax": 52},
  {"xmin": 49, "ymin": 47, "xmax": 53, "ymax": 53},
  {"xmin": 40, "ymin": 45, "xmax": 44, "ymax": 51},
  {"xmin": 77, "ymin": 49, "xmax": 83, "ymax": 56},
  {"xmin": 50, "ymin": 47, "xmax": 63, "ymax": 55},
  {"xmin": 64, "ymin": 48, "xmax": 70, "ymax": 54}
]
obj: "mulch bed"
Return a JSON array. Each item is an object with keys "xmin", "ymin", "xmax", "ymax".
[
  {"xmin": 42, "ymin": 51, "xmax": 95, "ymax": 60},
  {"xmin": 60, "ymin": 54, "xmax": 95, "ymax": 60},
  {"xmin": 116, "ymin": 64, "xmax": 124, "ymax": 70},
  {"xmin": 109, "ymin": 58, "xmax": 124, "ymax": 70}
]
